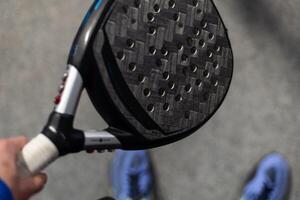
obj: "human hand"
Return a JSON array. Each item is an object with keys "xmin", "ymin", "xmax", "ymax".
[{"xmin": 0, "ymin": 137, "xmax": 47, "ymax": 200}]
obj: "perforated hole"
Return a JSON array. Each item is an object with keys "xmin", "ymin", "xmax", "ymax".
[
  {"xmin": 159, "ymin": 88, "xmax": 166, "ymax": 97},
  {"xmin": 147, "ymin": 13, "xmax": 155, "ymax": 22},
  {"xmin": 195, "ymin": 79, "xmax": 202, "ymax": 87},
  {"xmin": 208, "ymin": 51, "xmax": 213, "ymax": 58},
  {"xmin": 208, "ymin": 33, "xmax": 215, "ymax": 40},
  {"xmin": 127, "ymin": 39, "xmax": 135, "ymax": 48},
  {"xmin": 169, "ymin": 0, "xmax": 176, "ymax": 8},
  {"xmin": 143, "ymin": 88, "xmax": 151, "ymax": 97},
  {"xmin": 212, "ymin": 79, "xmax": 219, "ymax": 86},
  {"xmin": 138, "ymin": 74, "xmax": 145, "ymax": 83},
  {"xmin": 163, "ymin": 72, "xmax": 170, "ymax": 80},
  {"xmin": 215, "ymin": 46, "xmax": 221, "ymax": 52},
  {"xmin": 191, "ymin": 47, "xmax": 197, "ymax": 55},
  {"xmin": 147, "ymin": 104, "xmax": 155, "ymax": 112},
  {"xmin": 185, "ymin": 84, "xmax": 192, "ymax": 93},
  {"xmin": 203, "ymin": 70, "xmax": 210, "ymax": 78},
  {"xmin": 213, "ymin": 62, "xmax": 219, "ymax": 69},
  {"xmin": 190, "ymin": 64, "xmax": 198, "ymax": 72},
  {"xmin": 161, "ymin": 47, "xmax": 169, "ymax": 56},
  {"xmin": 177, "ymin": 43, "xmax": 184, "ymax": 50},
  {"xmin": 149, "ymin": 26, "xmax": 157, "ymax": 35},
  {"xmin": 134, "ymin": 0, "xmax": 141, "ymax": 7},
  {"xmin": 175, "ymin": 94, "xmax": 183, "ymax": 102},
  {"xmin": 149, "ymin": 46, "xmax": 157, "ymax": 55},
  {"xmin": 192, "ymin": 0, "xmax": 199, "ymax": 7},
  {"xmin": 173, "ymin": 13, "xmax": 180, "ymax": 21},
  {"xmin": 128, "ymin": 62, "xmax": 137, "ymax": 71},
  {"xmin": 193, "ymin": 27, "xmax": 200, "ymax": 36},
  {"xmin": 168, "ymin": 81, "xmax": 175, "ymax": 90},
  {"xmin": 117, "ymin": 51, "xmax": 125, "ymax": 60},
  {"xmin": 163, "ymin": 103, "xmax": 170, "ymax": 111},
  {"xmin": 201, "ymin": 21, "xmax": 208, "ymax": 28},
  {"xmin": 199, "ymin": 39, "xmax": 205, "ymax": 48},
  {"xmin": 153, "ymin": 4, "xmax": 160, "ymax": 13}
]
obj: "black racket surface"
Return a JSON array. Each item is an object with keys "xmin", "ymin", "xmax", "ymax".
[{"xmin": 79, "ymin": 0, "xmax": 233, "ymax": 149}]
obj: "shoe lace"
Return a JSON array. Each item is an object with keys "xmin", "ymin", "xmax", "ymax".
[
  {"xmin": 121, "ymin": 156, "xmax": 152, "ymax": 200},
  {"xmin": 243, "ymin": 171, "xmax": 275, "ymax": 200}
]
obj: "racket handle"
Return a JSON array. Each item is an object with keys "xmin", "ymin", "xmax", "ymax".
[{"xmin": 18, "ymin": 134, "xmax": 59, "ymax": 176}]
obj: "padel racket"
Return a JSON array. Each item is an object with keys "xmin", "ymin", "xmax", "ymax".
[{"xmin": 18, "ymin": 0, "xmax": 233, "ymax": 175}]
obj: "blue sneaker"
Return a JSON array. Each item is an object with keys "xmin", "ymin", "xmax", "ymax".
[
  {"xmin": 111, "ymin": 150, "xmax": 155, "ymax": 200},
  {"xmin": 241, "ymin": 153, "xmax": 291, "ymax": 200}
]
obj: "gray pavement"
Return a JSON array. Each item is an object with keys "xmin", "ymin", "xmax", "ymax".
[{"xmin": 0, "ymin": 0, "xmax": 300, "ymax": 199}]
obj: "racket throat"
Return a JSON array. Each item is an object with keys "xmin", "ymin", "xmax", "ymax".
[
  {"xmin": 84, "ymin": 130, "xmax": 122, "ymax": 151},
  {"xmin": 40, "ymin": 64, "xmax": 85, "ymax": 155},
  {"xmin": 42, "ymin": 112, "xmax": 123, "ymax": 155},
  {"xmin": 43, "ymin": 65, "xmax": 123, "ymax": 155},
  {"xmin": 54, "ymin": 65, "xmax": 83, "ymax": 116},
  {"xmin": 42, "ymin": 112, "xmax": 85, "ymax": 156}
]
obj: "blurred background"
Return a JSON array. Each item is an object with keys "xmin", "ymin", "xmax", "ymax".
[{"xmin": 1, "ymin": 0, "xmax": 300, "ymax": 199}]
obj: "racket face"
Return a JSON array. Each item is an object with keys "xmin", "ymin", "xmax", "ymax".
[{"xmin": 82, "ymin": 0, "xmax": 233, "ymax": 149}]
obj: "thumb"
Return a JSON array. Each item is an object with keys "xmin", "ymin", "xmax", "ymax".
[
  {"xmin": 18, "ymin": 173, "xmax": 47, "ymax": 200},
  {"xmin": 31, "ymin": 173, "xmax": 47, "ymax": 192}
]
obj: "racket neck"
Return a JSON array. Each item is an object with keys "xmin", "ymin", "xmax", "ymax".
[
  {"xmin": 41, "ymin": 65, "xmax": 85, "ymax": 155},
  {"xmin": 42, "ymin": 111, "xmax": 84, "ymax": 156}
]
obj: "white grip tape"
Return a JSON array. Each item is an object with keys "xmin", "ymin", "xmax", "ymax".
[{"xmin": 20, "ymin": 134, "xmax": 59, "ymax": 174}]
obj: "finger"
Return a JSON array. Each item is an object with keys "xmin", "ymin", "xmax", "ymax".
[
  {"xmin": 0, "ymin": 137, "xmax": 27, "ymax": 164},
  {"xmin": 20, "ymin": 173, "xmax": 48, "ymax": 197},
  {"xmin": 7, "ymin": 136, "xmax": 28, "ymax": 154},
  {"xmin": 31, "ymin": 173, "xmax": 48, "ymax": 192}
]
